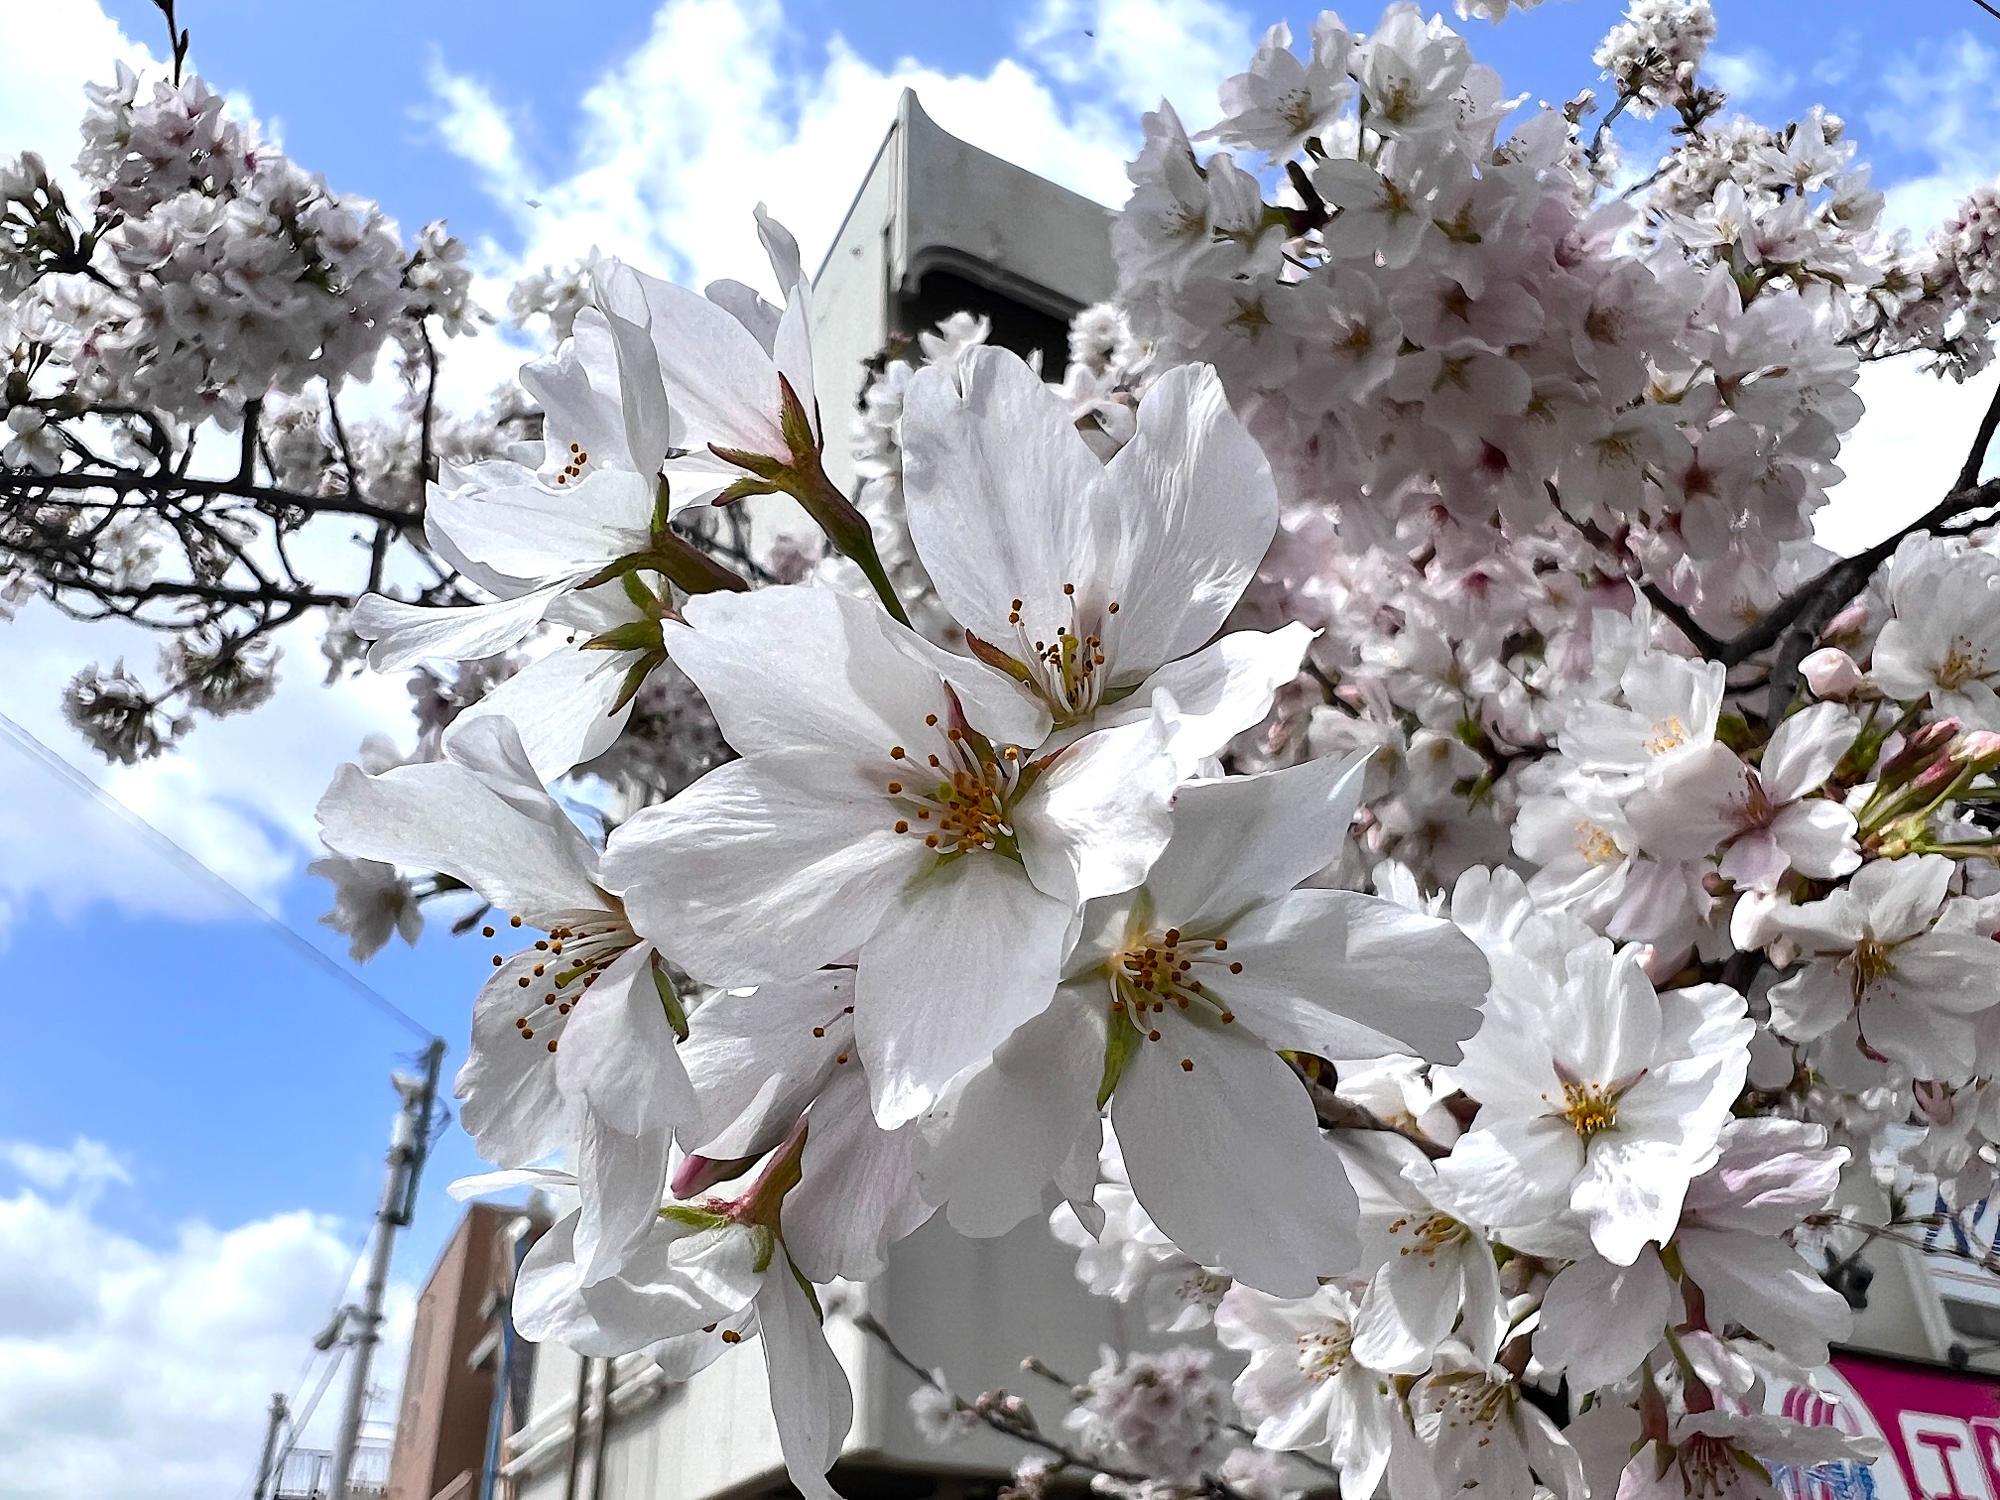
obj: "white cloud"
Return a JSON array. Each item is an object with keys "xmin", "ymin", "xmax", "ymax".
[
  {"xmin": 0, "ymin": 1137, "xmax": 133, "ymax": 1199},
  {"xmin": 0, "ymin": 598, "xmax": 414, "ymax": 946},
  {"xmin": 420, "ymin": 0, "xmax": 1252, "ymax": 299},
  {"xmin": 1017, "ymin": 0, "xmax": 1252, "ymax": 122},
  {"xmin": 1868, "ymin": 30, "xmax": 2000, "ymax": 235},
  {"xmin": 0, "ymin": 1138, "xmax": 416, "ymax": 1500},
  {"xmin": 0, "ymin": 3, "xmax": 158, "ymax": 173},
  {"xmin": 1706, "ymin": 48, "xmax": 1795, "ymax": 104}
]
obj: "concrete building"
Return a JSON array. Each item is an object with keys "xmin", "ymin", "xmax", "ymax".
[{"xmin": 491, "ymin": 90, "xmax": 2000, "ymax": 1500}]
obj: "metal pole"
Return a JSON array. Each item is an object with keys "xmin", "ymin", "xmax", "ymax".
[
  {"xmin": 328, "ymin": 1038, "xmax": 446, "ymax": 1500},
  {"xmin": 251, "ymin": 1391, "xmax": 288, "ymax": 1500},
  {"xmin": 478, "ymin": 1216, "xmax": 535, "ymax": 1500}
]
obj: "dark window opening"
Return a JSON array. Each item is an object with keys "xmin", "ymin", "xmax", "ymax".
[{"xmin": 896, "ymin": 269, "xmax": 1077, "ymax": 378}]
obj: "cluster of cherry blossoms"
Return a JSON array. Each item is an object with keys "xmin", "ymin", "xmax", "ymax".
[
  {"xmin": 287, "ymin": 0, "xmax": 2000, "ymax": 1497},
  {"xmin": 3, "ymin": 63, "xmax": 466, "ymax": 432}
]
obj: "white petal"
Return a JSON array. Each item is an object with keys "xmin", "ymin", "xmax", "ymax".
[
  {"xmin": 757, "ymin": 1258, "xmax": 855, "ymax": 1500},
  {"xmin": 515, "ymin": 1212, "xmax": 761, "ymax": 1355},
  {"xmin": 1219, "ymin": 890, "xmax": 1488, "ymax": 1064},
  {"xmin": 1847, "ymin": 854, "xmax": 1952, "ymax": 942},
  {"xmin": 444, "ymin": 644, "xmax": 642, "ymax": 784},
  {"xmin": 1015, "ymin": 711, "xmax": 1179, "ymax": 906},
  {"xmin": 1112, "ymin": 1010, "xmax": 1359, "ymax": 1294},
  {"xmin": 571, "ymin": 1107, "xmax": 672, "ymax": 1286},
  {"xmin": 1674, "ymin": 1225, "xmax": 1852, "ymax": 1365},
  {"xmin": 681, "ymin": 973, "xmax": 853, "ymax": 1159},
  {"xmin": 594, "ymin": 261, "xmax": 787, "ymax": 456},
  {"xmin": 1622, "ymin": 743, "xmax": 1745, "ymax": 861},
  {"xmin": 1143, "ymin": 750, "xmax": 1373, "ymax": 928},
  {"xmin": 603, "ymin": 755, "xmax": 926, "ymax": 987},
  {"xmin": 454, "ymin": 950, "xmax": 571, "ymax": 1167},
  {"xmin": 1766, "ymin": 799, "xmax": 1859, "ymax": 881},
  {"xmin": 901, "ymin": 345, "xmax": 1107, "ymax": 654},
  {"xmin": 425, "ymin": 467, "xmax": 654, "ymax": 579},
  {"xmin": 1761, "ymin": 702, "xmax": 1861, "ymax": 800},
  {"xmin": 1353, "ymin": 1236, "xmax": 1466, "ymax": 1374},
  {"xmin": 918, "ymin": 988, "xmax": 1109, "ymax": 1238},
  {"xmin": 755, "ymin": 204, "xmax": 806, "ymax": 296},
  {"xmin": 855, "ymin": 854, "xmax": 1072, "ymax": 1128},
  {"xmin": 1534, "ymin": 1251, "xmax": 1672, "ymax": 1391},
  {"xmin": 784, "ymin": 1062, "xmax": 931, "ymax": 1281},
  {"xmin": 556, "ymin": 944, "xmax": 698, "ymax": 1142},
  {"xmin": 587, "ymin": 273, "xmax": 678, "ymax": 479},
  {"xmin": 1092, "ymin": 623, "xmax": 1315, "ymax": 774},
  {"xmin": 1092, "ymin": 363, "xmax": 1280, "ymax": 675},
  {"xmin": 351, "ymin": 583, "xmax": 571, "ymax": 671},
  {"xmin": 670, "ymin": 584, "xmax": 1044, "ymax": 762},
  {"xmin": 316, "ymin": 759, "xmax": 603, "ymax": 920}
]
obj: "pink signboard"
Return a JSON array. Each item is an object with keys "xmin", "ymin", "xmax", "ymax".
[{"xmin": 1768, "ymin": 1352, "xmax": 2000, "ymax": 1500}]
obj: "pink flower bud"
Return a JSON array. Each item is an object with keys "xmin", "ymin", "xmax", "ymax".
[
  {"xmin": 1955, "ymin": 730, "xmax": 2000, "ymax": 774},
  {"xmin": 1879, "ymin": 718, "xmax": 1960, "ymax": 789},
  {"xmin": 671, "ymin": 1152, "xmax": 759, "ymax": 1198},
  {"xmin": 1801, "ymin": 647, "xmax": 1863, "ymax": 699},
  {"xmin": 1825, "ymin": 599, "xmax": 1873, "ymax": 639}
]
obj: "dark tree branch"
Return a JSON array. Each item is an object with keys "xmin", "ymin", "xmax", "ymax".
[{"xmin": 0, "ymin": 466, "xmax": 416, "ymax": 523}]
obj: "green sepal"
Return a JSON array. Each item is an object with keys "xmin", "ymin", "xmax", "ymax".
[
  {"xmin": 776, "ymin": 372, "xmax": 820, "ymax": 463},
  {"xmin": 582, "ymin": 619, "xmax": 666, "ymax": 654},
  {"xmin": 621, "ymin": 568, "xmax": 660, "ymax": 615},
  {"xmin": 660, "ymin": 1203, "xmax": 730, "ymax": 1230},
  {"xmin": 609, "ymin": 650, "xmax": 665, "ymax": 714},
  {"xmin": 789, "ymin": 1255, "xmax": 824, "ymax": 1320},
  {"xmin": 652, "ymin": 954, "xmax": 689, "ymax": 1042},
  {"xmin": 711, "ymin": 473, "xmax": 784, "ymax": 506},
  {"xmin": 750, "ymin": 1223, "xmax": 778, "ymax": 1274},
  {"xmin": 708, "ymin": 443, "xmax": 792, "ymax": 484},
  {"xmin": 1098, "ymin": 1015, "xmax": 1141, "ymax": 1109}
]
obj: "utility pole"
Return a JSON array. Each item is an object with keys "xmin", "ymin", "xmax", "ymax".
[
  {"xmin": 251, "ymin": 1391, "xmax": 288, "ymax": 1500},
  {"xmin": 328, "ymin": 1037, "xmax": 447, "ymax": 1500}
]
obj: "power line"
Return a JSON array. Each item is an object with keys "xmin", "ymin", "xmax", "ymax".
[{"xmin": 0, "ymin": 706, "xmax": 440, "ymax": 1044}]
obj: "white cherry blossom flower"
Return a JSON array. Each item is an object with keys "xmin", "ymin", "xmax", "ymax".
[
  {"xmin": 900, "ymin": 346, "xmax": 1311, "ymax": 769},
  {"xmin": 924, "ymin": 751, "xmax": 1486, "ymax": 1294},
  {"xmin": 503, "ymin": 1165, "xmax": 851, "ymax": 1500},
  {"xmin": 1338, "ymin": 1134, "xmax": 1507, "ymax": 1375},
  {"xmin": 1438, "ymin": 939, "xmax": 1752, "ymax": 1264},
  {"xmin": 318, "ymin": 717, "xmax": 695, "ymax": 1284},
  {"xmin": 1872, "ymin": 534, "xmax": 2000, "ymax": 728},
  {"xmin": 1615, "ymin": 1408, "xmax": 1880, "ymax": 1500},
  {"xmin": 1625, "ymin": 701, "xmax": 1861, "ymax": 890},
  {"xmin": 602, "ymin": 583, "xmax": 1180, "ymax": 1129},
  {"xmin": 1202, "ymin": 17, "xmax": 1356, "ymax": 165},
  {"xmin": 1766, "ymin": 854, "xmax": 2000, "ymax": 1080},
  {"xmin": 1216, "ymin": 1282, "xmax": 1403, "ymax": 1495},
  {"xmin": 1406, "ymin": 1343, "xmax": 1586, "ymax": 1500}
]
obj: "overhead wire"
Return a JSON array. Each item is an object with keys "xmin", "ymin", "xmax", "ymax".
[{"xmin": 0, "ymin": 706, "xmax": 440, "ymax": 1044}]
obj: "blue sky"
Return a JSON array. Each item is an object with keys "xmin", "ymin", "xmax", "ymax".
[{"xmin": 4, "ymin": 1, "xmax": 2000, "ymax": 1495}]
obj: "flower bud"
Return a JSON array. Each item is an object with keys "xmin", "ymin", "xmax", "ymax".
[
  {"xmin": 1878, "ymin": 718, "xmax": 1960, "ymax": 792},
  {"xmin": 1801, "ymin": 647, "xmax": 1863, "ymax": 699},
  {"xmin": 1954, "ymin": 730, "xmax": 2000, "ymax": 775},
  {"xmin": 670, "ymin": 1152, "xmax": 760, "ymax": 1198}
]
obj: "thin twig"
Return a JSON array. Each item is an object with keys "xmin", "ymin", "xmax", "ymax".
[{"xmin": 853, "ymin": 1313, "xmax": 1251, "ymax": 1499}]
